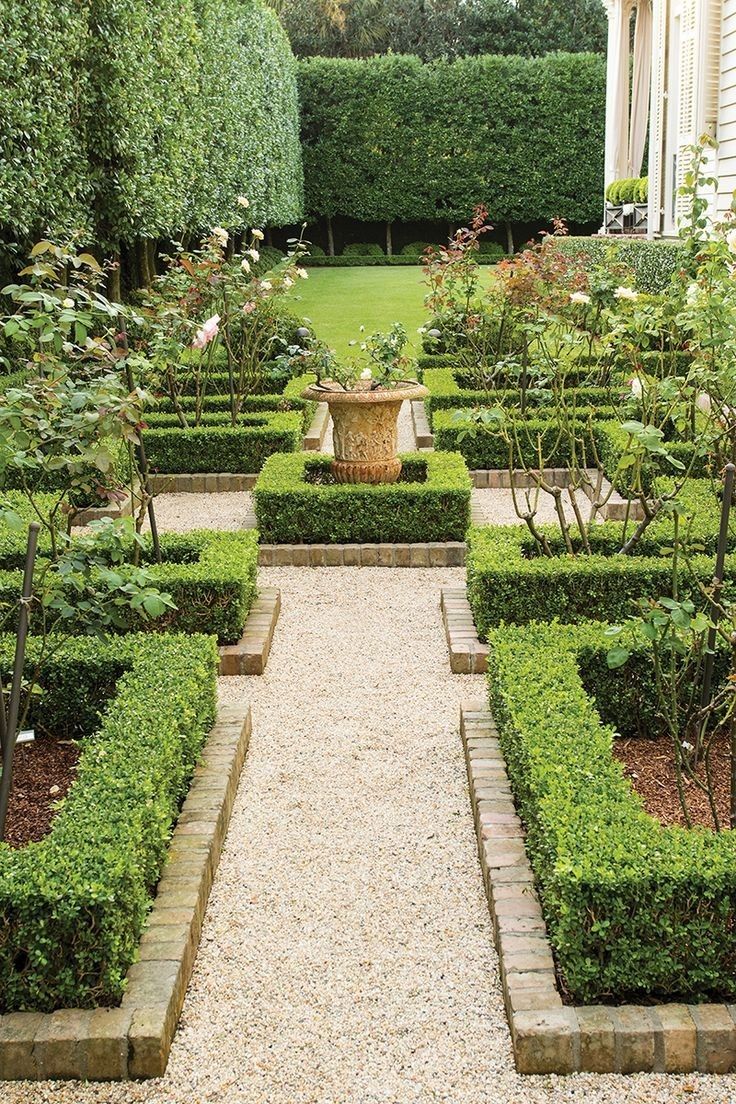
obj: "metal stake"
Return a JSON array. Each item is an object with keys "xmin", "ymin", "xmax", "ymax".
[
  {"xmin": 0, "ymin": 522, "xmax": 40, "ymax": 840},
  {"xmin": 701, "ymin": 463, "xmax": 736, "ymax": 716}
]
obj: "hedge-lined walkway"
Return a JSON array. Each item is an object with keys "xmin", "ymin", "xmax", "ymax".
[{"xmin": 6, "ymin": 568, "xmax": 736, "ymax": 1102}]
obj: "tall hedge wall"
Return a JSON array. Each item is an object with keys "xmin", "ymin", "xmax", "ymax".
[
  {"xmin": 299, "ymin": 52, "xmax": 605, "ymax": 227},
  {"xmin": 0, "ymin": 0, "xmax": 303, "ymax": 277}
]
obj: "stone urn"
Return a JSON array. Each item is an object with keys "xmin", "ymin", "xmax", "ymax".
[{"xmin": 302, "ymin": 379, "xmax": 428, "ymax": 484}]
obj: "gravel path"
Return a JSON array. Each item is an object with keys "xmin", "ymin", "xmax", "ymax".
[
  {"xmin": 6, "ymin": 568, "xmax": 736, "ymax": 1102},
  {"xmin": 150, "ymin": 491, "xmax": 254, "ymax": 532},
  {"xmin": 471, "ymin": 486, "xmax": 596, "ymax": 527}
]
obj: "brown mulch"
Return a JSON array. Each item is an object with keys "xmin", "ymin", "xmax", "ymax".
[
  {"xmin": 2, "ymin": 736, "xmax": 80, "ymax": 848},
  {"xmin": 614, "ymin": 731, "xmax": 734, "ymax": 831}
]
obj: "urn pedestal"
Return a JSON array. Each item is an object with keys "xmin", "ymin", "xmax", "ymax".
[{"xmin": 302, "ymin": 381, "xmax": 429, "ymax": 484}]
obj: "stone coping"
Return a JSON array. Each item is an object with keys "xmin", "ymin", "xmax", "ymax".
[
  {"xmin": 258, "ymin": 542, "xmax": 466, "ymax": 567},
  {"xmin": 411, "ymin": 400, "xmax": 433, "ymax": 449},
  {"xmin": 218, "ymin": 587, "xmax": 280, "ymax": 675},
  {"xmin": 303, "ymin": 402, "xmax": 330, "ymax": 451},
  {"xmin": 441, "ymin": 586, "xmax": 488, "ymax": 673},
  {"xmin": 0, "ymin": 705, "xmax": 251, "ymax": 1082},
  {"xmin": 460, "ymin": 701, "xmax": 736, "ymax": 1075}
]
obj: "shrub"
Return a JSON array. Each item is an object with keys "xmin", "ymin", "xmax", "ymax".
[
  {"xmin": 342, "ymin": 242, "xmax": 385, "ymax": 256},
  {"xmin": 432, "ymin": 410, "xmax": 616, "ymax": 469},
  {"xmin": 143, "ymin": 411, "xmax": 303, "ymax": 474},
  {"xmin": 0, "ymin": 632, "xmax": 218, "ymax": 1011},
  {"xmin": 254, "ymin": 451, "xmax": 471, "ymax": 542},
  {"xmin": 299, "ymin": 52, "xmax": 605, "ymax": 228},
  {"xmin": 478, "ymin": 241, "xmax": 505, "ymax": 260},
  {"xmin": 488, "ymin": 620, "xmax": 736, "ymax": 1001},
  {"xmin": 553, "ymin": 236, "xmax": 685, "ymax": 294},
  {"xmin": 401, "ymin": 241, "xmax": 434, "ymax": 256},
  {"xmin": 0, "ymin": 529, "xmax": 259, "ymax": 643},
  {"xmin": 467, "ymin": 483, "xmax": 729, "ymax": 636},
  {"xmin": 422, "ymin": 367, "xmax": 614, "ymax": 424}
]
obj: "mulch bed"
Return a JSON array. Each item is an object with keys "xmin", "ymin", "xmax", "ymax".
[
  {"xmin": 614, "ymin": 731, "xmax": 733, "ymax": 831},
  {"xmin": 3, "ymin": 736, "xmax": 80, "ymax": 848}
]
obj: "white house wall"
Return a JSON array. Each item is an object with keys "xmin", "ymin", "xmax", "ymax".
[{"xmin": 718, "ymin": 0, "xmax": 736, "ymax": 213}]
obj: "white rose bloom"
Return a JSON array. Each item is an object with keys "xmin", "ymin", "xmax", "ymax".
[
  {"xmin": 417, "ymin": 326, "xmax": 427, "ymax": 334},
  {"xmin": 726, "ymin": 228, "xmax": 736, "ymax": 254},
  {"xmin": 246, "ymin": 248, "xmax": 260, "ymax": 262},
  {"xmin": 251, "ymin": 229, "xmax": 265, "ymax": 241},
  {"xmin": 570, "ymin": 291, "xmax": 591, "ymax": 305},
  {"xmin": 629, "ymin": 377, "xmax": 644, "ymax": 399},
  {"xmin": 240, "ymin": 258, "xmax": 251, "ymax": 274},
  {"xmin": 686, "ymin": 282, "xmax": 699, "ymax": 304},
  {"xmin": 212, "ymin": 226, "xmax": 229, "ymax": 247},
  {"xmin": 296, "ymin": 267, "xmax": 308, "ymax": 279},
  {"xmin": 614, "ymin": 286, "xmax": 638, "ymax": 301},
  {"xmin": 696, "ymin": 392, "xmax": 713, "ymax": 415},
  {"xmin": 283, "ymin": 276, "xmax": 293, "ymax": 288},
  {"xmin": 237, "ymin": 196, "xmax": 250, "ymax": 208},
  {"xmin": 260, "ymin": 280, "xmax": 272, "ymax": 291},
  {"xmin": 62, "ymin": 297, "xmax": 74, "ymax": 309},
  {"xmin": 360, "ymin": 368, "xmax": 372, "ymax": 380}
]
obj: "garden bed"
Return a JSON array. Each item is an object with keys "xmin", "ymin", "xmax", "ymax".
[
  {"xmin": 0, "ymin": 529, "xmax": 259, "ymax": 645},
  {"xmin": 0, "ymin": 632, "xmax": 218, "ymax": 1014},
  {"xmin": 466, "ymin": 482, "xmax": 729, "ymax": 635},
  {"xmin": 143, "ymin": 410, "xmax": 303, "ymax": 475},
  {"xmin": 254, "ymin": 451, "xmax": 471, "ymax": 544}
]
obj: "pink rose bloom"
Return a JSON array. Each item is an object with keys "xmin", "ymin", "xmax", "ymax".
[
  {"xmin": 243, "ymin": 301, "xmax": 256, "ymax": 314},
  {"xmin": 192, "ymin": 314, "xmax": 220, "ymax": 349}
]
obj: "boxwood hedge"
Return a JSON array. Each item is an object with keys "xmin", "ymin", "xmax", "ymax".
[
  {"xmin": 422, "ymin": 367, "xmax": 614, "ymax": 423},
  {"xmin": 467, "ymin": 481, "xmax": 729, "ymax": 636},
  {"xmin": 254, "ymin": 451, "xmax": 471, "ymax": 543},
  {"xmin": 143, "ymin": 410, "xmax": 303, "ymax": 474},
  {"xmin": 0, "ymin": 529, "xmax": 259, "ymax": 644},
  {"xmin": 488, "ymin": 620, "xmax": 736, "ymax": 1001},
  {"xmin": 0, "ymin": 632, "xmax": 218, "ymax": 1011}
]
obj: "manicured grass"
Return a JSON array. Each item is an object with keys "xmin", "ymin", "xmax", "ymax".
[{"xmin": 289, "ymin": 267, "xmax": 429, "ymax": 354}]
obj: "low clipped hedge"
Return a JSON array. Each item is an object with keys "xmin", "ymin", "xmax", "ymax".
[
  {"xmin": 254, "ymin": 451, "xmax": 471, "ymax": 543},
  {"xmin": 422, "ymin": 367, "xmax": 615, "ymax": 423},
  {"xmin": 0, "ymin": 632, "xmax": 218, "ymax": 1011},
  {"xmin": 0, "ymin": 530, "xmax": 259, "ymax": 644},
  {"xmin": 467, "ymin": 481, "xmax": 728, "ymax": 636},
  {"xmin": 143, "ymin": 410, "xmax": 303, "ymax": 474},
  {"xmin": 488, "ymin": 621, "xmax": 736, "ymax": 1001},
  {"xmin": 552, "ymin": 236, "xmax": 686, "ymax": 295},
  {"xmin": 432, "ymin": 411, "xmax": 617, "ymax": 470},
  {"xmin": 302, "ymin": 254, "xmax": 501, "ymax": 267},
  {"xmin": 159, "ymin": 373, "xmax": 315, "ymax": 429}
]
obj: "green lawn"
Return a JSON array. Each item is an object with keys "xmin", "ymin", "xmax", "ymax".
[{"xmin": 288, "ymin": 267, "xmax": 428, "ymax": 356}]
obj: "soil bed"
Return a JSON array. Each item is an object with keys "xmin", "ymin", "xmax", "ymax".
[
  {"xmin": 614, "ymin": 731, "xmax": 732, "ymax": 831},
  {"xmin": 3, "ymin": 736, "xmax": 80, "ymax": 848}
]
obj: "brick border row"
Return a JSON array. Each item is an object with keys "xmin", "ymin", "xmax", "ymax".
[
  {"xmin": 0, "ymin": 705, "xmax": 251, "ymax": 1082},
  {"xmin": 218, "ymin": 587, "xmax": 280, "ymax": 675},
  {"xmin": 258, "ymin": 542, "xmax": 466, "ymax": 567},
  {"xmin": 441, "ymin": 586, "xmax": 488, "ymax": 673},
  {"xmin": 460, "ymin": 700, "xmax": 736, "ymax": 1075}
]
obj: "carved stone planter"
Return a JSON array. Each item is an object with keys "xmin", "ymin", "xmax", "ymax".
[{"xmin": 302, "ymin": 380, "xmax": 428, "ymax": 484}]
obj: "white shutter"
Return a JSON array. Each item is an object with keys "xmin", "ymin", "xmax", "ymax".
[
  {"xmin": 675, "ymin": 0, "xmax": 698, "ymax": 225},
  {"xmin": 648, "ymin": 0, "xmax": 667, "ymax": 234}
]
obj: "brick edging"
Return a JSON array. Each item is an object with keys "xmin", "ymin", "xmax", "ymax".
[
  {"xmin": 149, "ymin": 473, "xmax": 258, "ymax": 493},
  {"xmin": 460, "ymin": 701, "xmax": 736, "ymax": 1075},
  {"xmin": 441, "ymin": 586, "xmax": 488, "ymax": 673},
  {"xmin": 218, "ymin": 588, "xmax": 280, "ymax": 675},
  {"xmin": 0, "ymin": 706, "xmax": 251, "ymax": 1082},
  {"xmin": 258, "ymin": 542, "xmax": 466, "ymax": 567},
  {"xmin": 69, "ymin": 493, "xmax": 134, "ymax": 527}
]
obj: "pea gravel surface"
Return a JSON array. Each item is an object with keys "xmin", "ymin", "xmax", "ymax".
[{"xmin": 5, "ymin": 567, "xmax": 736, "ymax": 1103}]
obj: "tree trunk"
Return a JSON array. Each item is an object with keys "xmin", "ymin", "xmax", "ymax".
[
  {"xmin": 327, "ymin": 215, "xmax": 335, "ymax": 257},
  {"xmin": 147, "ymin": 238, "xmax": 157, "ymax": 282},
  {"xmin": 107, "ymin": 250, "xmax": 122, "ymax": 303},
  {"xmin": 136, "ymin": 239, "xmax": 152, "ymax": 288},
  {"xmin": 386, "ymin": 220, "xmax": 393, "ymax": 256},
  {"xmin": 265, "ymin": 227, "xmax": 273, "ymax": 247},
  {"xmin": 506, "ymin": 222, "xmax": 515, "ymax": 255}
]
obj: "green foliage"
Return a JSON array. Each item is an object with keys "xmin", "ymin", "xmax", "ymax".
[
  {"xmin": 422, "ymin": 367, "xmax": 610, "ymax": 423},
  {"xmin": 488, "ymin": 621, "xmax": 736, "ymax": 1002},
  {"xmin": 467, "ymin": 481, "xmax": 730, "ymax": 636},
  {"xmin": 0, "ymin": 632, "xmax": 218, "ymax": 1011},
  {"xmin": 433, "ymin": 410, "xmax": 610, "ymax": 469},
  {"xmin": 299, "ymin": 53, "xmax": 605, "ymax": 226},
  {"xmin": 0, "ymin": 0, "xmax": 303, "ymax": 256},
  {"xmin": 254, "ymin": 451, "xmax": 471, "ymax": 542},
  {"xmin": 0, "ymin": 528, "xmax": 259, "ymax": 643},
  {"xmin": 343, "ymin": 242, "xmax": 385, "ymax": 256},
  {"xmin": 605, "ymin": 177, "xmax": 648, "ymax": 205},
  {"xmin": 282, "ymin": 0, "xmax": 606, "ymax": 60},
  {"xmin": 554, "ymin": 237, "xmax": 685, "ymax": 295},
  {"xmin": 143, "ymin": 411, "xmax": 303, "ymax": 474}
]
